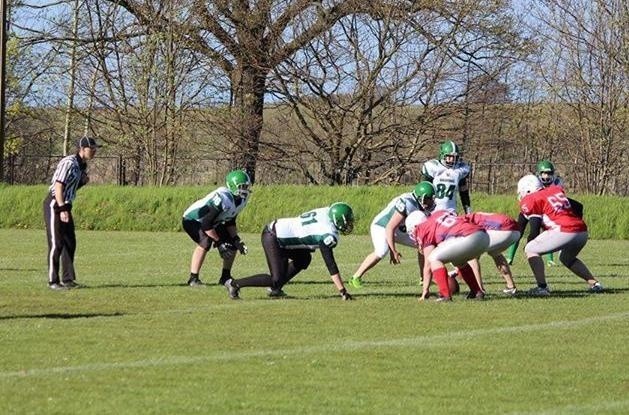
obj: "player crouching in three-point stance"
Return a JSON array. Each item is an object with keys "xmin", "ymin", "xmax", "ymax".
[
  {"xmin": 224, "ymin": 202, "xmax": 355, "ymax": 301},
  {"xmin": 182, "ymin": 170, "xmax": 251, "ymax": 287},
  {"xmin": 406, "ymin": 210, "xmax": 489, "ymax": 301},
  {"xmin": 348, "ymin": 182, "xmax": 436, "ymax": 288},
  {"xmin": 516, "ymin": 174, "xmax": 603, "ymax": 296}
]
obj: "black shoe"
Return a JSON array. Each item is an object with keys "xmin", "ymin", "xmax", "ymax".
[
  {"xmin": 49, "ymin": 283, "xmax": 68, "ymax": 291},
  {"xmin": 466, "ymin": 291, "xmax": 485, "ymax": 300},
  {"xmin": 224, "ymin": 279, "xmax": 240, "ymax": 300},
  {"xmin": 187, "ymin": 276, "xmax": 204, "ymax": 287},
  {"xmin": 217, "ymin": 275, "xmax": 231, "ymax": 285},
  {"xmin": 62, "ymin": 280, "xmax": 80, "ymax": 289},
  {"xmin": 267, "ymin": 287, "xmax": 287, "ymax": 298}
]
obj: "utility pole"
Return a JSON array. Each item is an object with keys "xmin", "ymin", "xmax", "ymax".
[{"xmin": 0, "ymin": 0, "xmax": 7, "ymax": 183}]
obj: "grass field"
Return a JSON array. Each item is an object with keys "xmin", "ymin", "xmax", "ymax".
[{"xmin": 0, "ymin": 229, "xmax": 627, "ymax": 414}]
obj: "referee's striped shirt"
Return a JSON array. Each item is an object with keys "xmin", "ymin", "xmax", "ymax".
[{"xmin": 49, "ymin": 154, "xmax": 85, "ymax": 204}]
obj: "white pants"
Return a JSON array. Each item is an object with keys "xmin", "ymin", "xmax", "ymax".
[
  {"xmin": 486, "ymin": 230, "xmax": 520, "ymax": 257},
  {"xmin": 370, "ymin": 223, "xmax": 416, "ymax": 258},
  {"xmin": 525, "ymin": 230, "xmax": 588, "ymax": 264},
  {"xmin": 428, "ymin": 231, "xmax": 490, "ymax": 266}
]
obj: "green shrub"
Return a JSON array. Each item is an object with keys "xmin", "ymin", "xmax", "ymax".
[{"xmin": 1, "ymin": 184, "xmax": 626, "ymax": 239}]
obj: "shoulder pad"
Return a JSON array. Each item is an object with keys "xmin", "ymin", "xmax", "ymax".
[{"xmin": 422, "ymin": 159, "xmax": 441, "ymax": 175}]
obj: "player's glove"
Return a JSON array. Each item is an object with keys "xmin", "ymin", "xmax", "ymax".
[
  {"xmin": 340, "ymin": 288, "xmax": 353, "ymax": 301},
  {"xmin": 217, "ymin": 242, "xmax": 237, "ymax": 259},
  {"xmin": 232, "ymin": 236, "xmax": 248, "ymax": 255}
]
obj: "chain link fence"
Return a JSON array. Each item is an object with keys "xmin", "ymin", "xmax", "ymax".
[{"xmin": 3, "ymin": 154, "xmax": 627, "ymax": 195}]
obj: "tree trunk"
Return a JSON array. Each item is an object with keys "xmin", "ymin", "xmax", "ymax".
[{"xmin": 231, "ymin": 65, "xmax": 267, "ymax": 183}]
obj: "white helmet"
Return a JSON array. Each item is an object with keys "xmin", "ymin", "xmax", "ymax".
[
  {"xmin": 405, "ymin": 210, "xmax": 428, "ymax": 242},
  {"xmin": 517, "ymin": 174, "xmax": 543, "ymax": 200}
]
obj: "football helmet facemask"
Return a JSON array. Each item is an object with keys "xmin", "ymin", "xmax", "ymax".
[
  {"xmin": 328, "ymin": 202, "xmax": 354, "ymax": 235},
  {"xmin": 412, "ymin": 181, "xmax": 436, "ymax": 212},
  {"xmin": 225, "ymin": 169, "xmax": 252, "ymax": 198},
  {"xmin": 536, "ymin": 160, "xmax": 556, "ymax": 186},
  {"xmin": 439, "ymin": 140, "xmax": 460, "ymax": 168}
]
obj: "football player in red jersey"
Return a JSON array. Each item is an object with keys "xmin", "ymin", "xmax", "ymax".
[
  {"xmin": 406, "ymin": 210, "xmax": 489, "ymax": 301},
  {"xmin": 506, "ymin": 160, "xmax": 583, "ymax": 266},
  {"xmin": 516, "ymin": 174, "xmax": 603, "ymax": 296},
  {"xmin": 464, "ymin": 212, "xmax": 520, "ymax": 295}
]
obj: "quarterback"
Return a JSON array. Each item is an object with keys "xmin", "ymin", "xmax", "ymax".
[{"xmin": 421, "ymin": 140, "xmax": 472, "ymax": 213}]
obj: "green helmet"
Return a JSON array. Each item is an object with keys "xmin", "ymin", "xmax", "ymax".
[
  {"xmin": 328, "ymin": 202, "xmax": 354, "ymax": 235},
  {"xmin": 535, "ymin": 160, "xmax": 555, "ymax": 185},
  {"xmin": 225, "ymin": 169, "xmax": 251, "ymax": 197},
  {"xmin": 439, "ymin": 140, "xmax": 460, "ymax": 167},
  {"xmin": 412, "ymin": 181, "xmax": 436, "ymax": 211}
]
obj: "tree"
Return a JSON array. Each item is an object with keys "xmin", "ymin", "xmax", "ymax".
[
  {"xmin": 106, "ymin": 0, "xmax": 524, "ymax": 182},
  {"xmin": 267, "ymin": 1, "xmax": 525, "ymax": 184},
  {"xmin": 529, "ymin": 0, "xmax": 628, "ymax": 194}
]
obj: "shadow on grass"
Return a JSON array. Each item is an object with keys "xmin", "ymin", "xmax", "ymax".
[
  {"xmin": 289, "ymin": 279, "xmax": 412, "ymax": 287},
  {"xmin": 0, "ymin": 312, "xmax": 125, "ymax": 320},
  {"xmin": 81, "ymin": 282, "xmax": 185, "ymax": 289}
]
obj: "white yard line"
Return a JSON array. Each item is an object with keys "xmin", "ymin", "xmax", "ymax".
[{"xmin": 1, "ymin": 312, "xmax": 627, "ymax": 379}]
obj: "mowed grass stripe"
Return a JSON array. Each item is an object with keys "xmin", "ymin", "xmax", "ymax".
[
  {"xmin": 3, "ymin": 311, "xmax": 626, "ymax": 379},
  {"xmin": 506, "ymin": 399, "xmax": 629, "ymax": 415}
]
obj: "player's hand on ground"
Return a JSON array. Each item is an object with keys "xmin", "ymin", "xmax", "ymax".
[
  {"xmin": 389, "ymin": 250, "xmax": 402, "ymax": 265},
  {"xmin": 340, "ymin": 288, "xmax": 352, "ymax": 301}
]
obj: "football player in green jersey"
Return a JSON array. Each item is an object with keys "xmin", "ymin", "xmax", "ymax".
[
  {"xmin": 224, "ymin": 203, "xmax": 354, "ymax": 300},
  {"xmin": 182, "ymin": 170, "xmax": 251, "ymax": 286},
  {"xmin": 348, "ymin": 182, "xmax": 436, "ymax": 288}
]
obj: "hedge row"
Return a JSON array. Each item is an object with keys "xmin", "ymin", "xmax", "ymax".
[{"xmin": 1, "ymin": 184, "xmax": 627, "ymax": 239}]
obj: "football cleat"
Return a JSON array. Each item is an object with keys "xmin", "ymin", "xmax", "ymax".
[
  {"xmin": 267, "ymin": 287, "xmax": 287, "ymax": 298},
  {"xmin": 224, "ymin": 279, "xmax": 240, "ymax": 299},
  {"xmin": 466, "ymin": 291, "xmax": 485, "ymax": 300},
  {"xmin": 588, "ymin": 282, "xmax": 604, "ymax": 293},
  {"xmin": 187, "ymin": 276, "xmax": 204, "ymax": 287},
  {"xmin": 528, "ymin": 286, "xmax": 551, "ymax": 296},
  {"xmin": 348, "ymin": 276, "xmax": 364, "ymax": 289},
  {"xmin": 502, "ymin": 287, "xmax": 517, "ymax": 296},
  {"xmin": 48, "ymin": 283, "xmax": 68, "ymax": 291}
]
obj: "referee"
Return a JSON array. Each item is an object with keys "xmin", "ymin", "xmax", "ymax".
[{"xmin": 43, "ymin": 137, "xmax": 100, "ymax": 290}]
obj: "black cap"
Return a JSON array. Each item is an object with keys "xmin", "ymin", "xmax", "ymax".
[{"xmin": 76, "ymin": 137, "xmax": 101, "ymax": 148}]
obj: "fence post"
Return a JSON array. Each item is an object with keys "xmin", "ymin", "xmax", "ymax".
[{"xmin": 118, "ymin": 154, "xmax": 126, "ymax": 186}]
